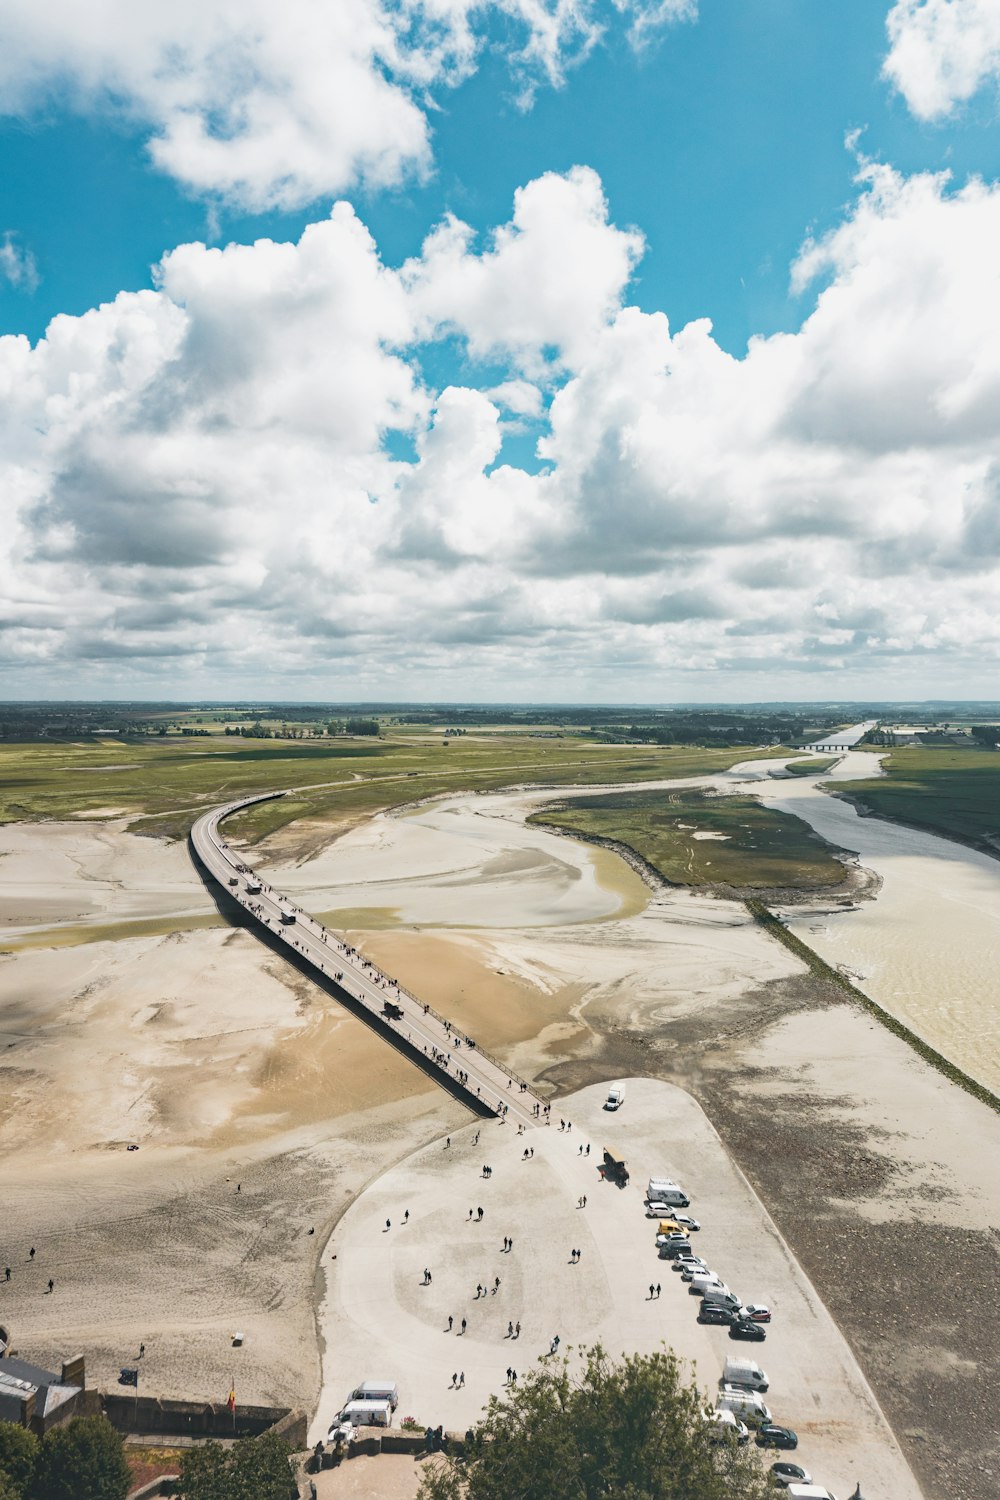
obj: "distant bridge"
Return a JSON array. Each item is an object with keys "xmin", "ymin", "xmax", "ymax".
[{"xmin": 189, "ymin": 793, "xmax": 544, "ymax": 1128}]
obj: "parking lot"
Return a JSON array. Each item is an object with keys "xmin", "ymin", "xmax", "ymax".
[{"xmin": 314, "ymin": 1077, "xmax": 922, "ymax": 1498}]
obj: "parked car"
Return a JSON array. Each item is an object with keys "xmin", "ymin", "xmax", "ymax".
[
  {"xmin": 744, "ymin": 1303, "xmax": 771, "ymax": 1322},
  {"xmin": 660, "ymin": 1240, "xmax": 696, "ymax": 1260},
  {"xmin": 654, "ymin": 1219, "xmax": 688, "ymax": 1236},
  {"xmin": 770, "ymin": 1462, "xmax": 811, "ymax": 1488},
  {"xmin": 671, "ymin": 1213, "xmax": 700, "ymax": 1231},
  {"xmin": 698, "ymin": 1303, "xmax": 739, "ymax": 1325},
  {"xmin": 730, "ymin": 1319, "xmax": 767, "ymax": 1341},
  {"xmin": 673, "ymin": 1256, "xmax": 707, "ymax": 1274},
  {"xmin": 656, "ymin": 1232, "xmax": 694, "ymax": 1249},
  {"xmin": 756, "ymin": 1425, "xmax": 798, "ymax": 1451},
  {"xmin": 646, "ymin": 1202, "xmax": 672, "ymax": 1218}
]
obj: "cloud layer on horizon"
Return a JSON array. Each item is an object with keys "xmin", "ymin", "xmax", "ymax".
[{"xmin": 2, "ymin": 157, "xmax": 999, "ymax": 695}]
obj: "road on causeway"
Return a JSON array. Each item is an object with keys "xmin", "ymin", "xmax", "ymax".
[{"xmin": 189, "ymin": 792, "xmax": 545, "ymax": 1129}]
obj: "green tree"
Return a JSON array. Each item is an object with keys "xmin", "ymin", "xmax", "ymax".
[
  {"xmin": 178, "ymin": 1433, "xmax": 295, "ymax": 1500},
  {"xmin": 0, "ymin": 1422, "xmax": 39, "ymax": 1498},
  {"xmin": 0, "ymin": 1474, "xmax": 21, "ymax": 1500},
  {"xmin": 417, "ymin": 1347, "xmax": 773, "ymax": 1500},
  {"xmin": 32, "ymin": 1416, "xmax": 130, "ymax": 1500}
]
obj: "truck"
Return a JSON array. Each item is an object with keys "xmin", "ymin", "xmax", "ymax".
[
  {"xmin": 722, "ymin": 1357, "xmax": 769, "ymax": 1392},
  {"xmin": 605, "ymin": 1084, "xmax": 625, "ymax": 1110},
  {"xmin": 602, "ymin": 1148, "xmax": 629, "ymax": 1187}
]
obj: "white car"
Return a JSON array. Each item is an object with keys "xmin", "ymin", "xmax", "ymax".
[
  {"xmin": 671, "ymin": 1213, "xmax": 700, "ymax": 1232},
  {"xmin": 680, "ymin": 1261, "xmax": 713, "ymax": 1281},
  {"xmin": 645, "ymin": 1201, "xmax": 673, "ymax": 1218}
]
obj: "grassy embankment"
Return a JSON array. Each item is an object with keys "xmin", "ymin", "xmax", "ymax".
[
  {"xmin": 832, "ymin": 745, "xmax": 1000, "ymax": 853},
  {"xmin": 530, "ymin": 786, "xmax": 850, "ymax": 892},
  {"xmin": 784, "ymin": 756, "xmax": 838, "ymax": 777}
]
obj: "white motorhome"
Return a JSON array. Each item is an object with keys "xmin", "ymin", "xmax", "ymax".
[
  {"xmin": 605, "ymin": 1084, "xmax": 625, "ymax": 1110},
  {"xmin": 647, "ymin": 1179, "xmax": 690, "ymax": 1207},
  {"xmin": 338, "ymin": 1399, "xmax": 393, "ymax": 1427},
  {"xmin": 351, "ymin": 1381, "xmax": 399, "ymax": 1409},
  {"xmin": 717, "ymin": 1389, "xmax": 771, "ymax": 1424},
  {"xmin": 722, "ymin": 1357, "xmax": 769, "ymax": 1392}
]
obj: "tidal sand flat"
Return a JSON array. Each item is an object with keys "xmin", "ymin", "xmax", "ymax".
[{"xmin": 755, "ymin": 751, "xmax": 1000, "ymax": 1094}]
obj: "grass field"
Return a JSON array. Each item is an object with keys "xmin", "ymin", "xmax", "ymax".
[
  {"xmin": 834, "ymin": 746, "xmax": 1000, "ymax": 851},
  {"xmin": 531, "ymin": 787, "xmax": 850, "ymax": 891},
  {"xmin": 784, "ymin": 756, "xmax": 838, "ymax": 777},
  {"xmin": 0, "ymin": 734, "xmax": 783, "ymax": 844}
]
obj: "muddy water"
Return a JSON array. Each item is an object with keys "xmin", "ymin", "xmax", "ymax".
[{"xmin": 756, "ymin": 752, "xmax": 1000, "ymax": 1095}]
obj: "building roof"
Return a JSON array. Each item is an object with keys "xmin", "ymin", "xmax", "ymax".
[{"xmin": 0, "ymin": 1357, "xmax": 80, "ymax": 1422}]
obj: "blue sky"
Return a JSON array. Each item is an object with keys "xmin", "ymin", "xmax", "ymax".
[
  {"xmin": 1, "ymin": 0, "xmax": 1000, "ymax": 699},
  {"xmin": 5, "ymin": 1, "xmax": 998, "ymax": 351}
]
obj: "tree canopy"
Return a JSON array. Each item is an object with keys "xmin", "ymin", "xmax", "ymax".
[
  {"xmin": 177, "ymin": 1431, "xmax": 295, "ymax": 1500},
  {"xmin": 31, "ymin": 1416, "xmax": 131, "ymax": 1500},
  {"xmin": 0, "ymin": 1423, "xmax": 39, "ymax": 1499},
  {"xmin": 417, "ymin": 1347, "xmax": 774, "ymax": 1500}
]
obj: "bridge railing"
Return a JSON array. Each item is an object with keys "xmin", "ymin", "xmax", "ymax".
[{"xmin": 201, "ymin": 804, "xmax": 540, "ymax": 1110}]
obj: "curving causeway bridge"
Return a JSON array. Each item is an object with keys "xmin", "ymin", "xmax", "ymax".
[{"xmin": 189, "ymin": 792, "xmax": 545, "ymax": 1129}]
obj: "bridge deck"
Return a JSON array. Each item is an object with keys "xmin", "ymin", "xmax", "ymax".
[{"xmin": 190, "ymin": 793, "xmax": 546, "ymax": 1128}]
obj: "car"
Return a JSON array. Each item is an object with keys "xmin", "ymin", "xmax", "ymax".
[
  {"xmin": 744, "ymin": 1303, "xmax": 771, "ymax": 1322},
  {"xmin": 671, "ymin": 1213, "xmax": 700, "ymax": 1231},
  {"xmin": 770, "ymin": 1462, "xmax": 811, "ymax": 1487},
  {"xmin": 646, "ymin": 1201, "xmax": 672, "ymax": 1218},
  {"xmin": 660, "ymin": 1241, "xmax": 696, "ymax": 1260},
  {"xmin": 755, "ymin": 1425, "xmax": 798, "ymax": 1451},
  {"xmin": 681, "ymin": 1262, "xmax": 715, "ymax": 1280},
  {"xmin": 673, "ymin": 1255, "xmax": 707, "ymax": 1273},
  {"xmin": 656, "ymin": 1233, "xmax": 694, "ymax": 1250},
  {"xmin": 729, "ymin": 1319, "xmax": 767, "ymax": 1341},
  {"xmin": 698, "ymin": 1303, "xmax": 740, "ymax": 1325},
  {"xmin": 654, "ymin": 1220, "xmax": 688, "ymax": 1236}
]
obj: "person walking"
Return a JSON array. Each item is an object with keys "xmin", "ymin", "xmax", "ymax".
[
  {"xmin": 656, "ymin": 1283, "xmax": 661, "ymax": 1298},
  {"xmin": 493, "ymin": 1276, "xmax": 500, "ymax": 1293},
  {"xmin": 385, "ymin": 1219, "xmax": 391, "ymax": 1231},
  {"xmin": 452, "ymin": 1373, "xmax": 457, "ymax": 1388},
  {"xmin": 507, "ymin": 1321, "xmax": 514, "ymax": 1338},
  {"xmin": 514, "ymin": 1320, "xmax": 520, "ymax": 1338},
  {"xmin": 47, "ymin": 1278, "xmax": 54, "ymax": 1293},
  {"xmin": 461, "ymin": 1318, "xmax": 467, "ymax": 1334},
  {"xmin": 404, "ymin": 1209, "xmax": 409, "ymax": 1224},
  {"xmin": 4, "ymin": 1267, "xmax": 9, "ymax": 1281},
  {"xmin": 476, "ymin": 1283, "xmax": 483, "ymax": 1298},
  {"xmin": 649, "ymin": 1284, "xmax": 655, "ymax": 1300},
  {"xmin": 139, "ymin": 1343, "xmax": 145, "ymax": 1358},
  {"xmin": 29, "ymin": 1247, "xmax": 35, "ymax": 1261},
  {"xmin": 448, "ymin": 1315, "xmax": 453, "ymax": 1331},
  {"xmin": 478, "ymin": 1206, "xmax": 484, "ymax": 1220},
  {"xmin": 459, "ymin": 1371, "xmax": 465, "ymax": 1387}
]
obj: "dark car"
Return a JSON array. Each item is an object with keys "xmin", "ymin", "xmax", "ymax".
[
  {"xmin": 729, "ymin": 1319, "xmax": 767, "ymax": 1341},
  {"xmin": 770, "ymin": 1462, "xmax": 811, "ymax": 1487},
  {"xmin": 698, "ymin": 1303, "xmax": 739, "ymax": 1326},
  {"xmin": 756, "ymin": 1425, "xmax": 798, "ymax": 1451}
]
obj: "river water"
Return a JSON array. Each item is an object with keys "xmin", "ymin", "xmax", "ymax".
[{"xmin": 754, "ymin": 752, "xmax": 1000, "ymax": 1095}]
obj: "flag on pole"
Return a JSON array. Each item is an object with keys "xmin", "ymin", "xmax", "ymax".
[{"xmin": 227, "ymin": 1385, "xmax": 236, "ymax": 1413}]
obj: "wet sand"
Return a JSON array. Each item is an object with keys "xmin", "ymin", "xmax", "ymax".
[
  {"xmin": 756, "ymin": 752, "xmax": 1000, "ymax": 1094},
  {"xmin": 2, "ymin": 771, "xmax": 998, "ymax": 1497}
]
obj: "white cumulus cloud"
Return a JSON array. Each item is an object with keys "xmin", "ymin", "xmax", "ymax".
[
  {"xmin": 0, "ymin": 0, "xmax": 696, "ymax": 211},
  {"xmin": 2, "ymin": 161, "xmax": 1000, "ymax": 696},
  {"xmin": 884, "ymin": 0, "xmax": 1000, "ymax": 120}
]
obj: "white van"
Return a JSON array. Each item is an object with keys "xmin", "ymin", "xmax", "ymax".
[
  {"xmin": 338, "ymin": 1399, "xmax": 393, "ymax": 1427},
  {"xmin": 702, "ymin": 1286, "xmax": 743, "ymax": 1313},
  {"xmin": 703, "ymin": 1409, "xmax": 749, "ymax": 1445},
  {"xmin": 785, "ymin": 1488, "xmax": 837, "ymax": 1500},
  {"xmin": 722, "ymin": 1357, "xmax": 769, "ymax": 1392},
  {"xmin": 717, "ymin": 1389, "xmax": 771, "ymax": 1424},
  {"xmin": 689, "ymin": 1272, "xmax": 727, "ymax": 1295},
  {"xmin": 605, "ymin": 1084, "xmax": 625, "ymax": 1110},
  {"xmin": 647, "ymin": 1179, "xmax": 690, "ymax": 1207},
  {"xmin": 351, "ymin": 1380, "xmax": 399, "ymax": 1409}
]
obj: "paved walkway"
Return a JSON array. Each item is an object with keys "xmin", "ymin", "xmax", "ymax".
[{"xmin": 189, "ymin": 794, "xmax": 545, "ymax": 1127}]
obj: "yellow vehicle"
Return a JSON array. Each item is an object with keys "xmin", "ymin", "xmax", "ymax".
[{"xmin": 658, "ymin": 1220, "xmax": 689, "ymax": 1236}]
